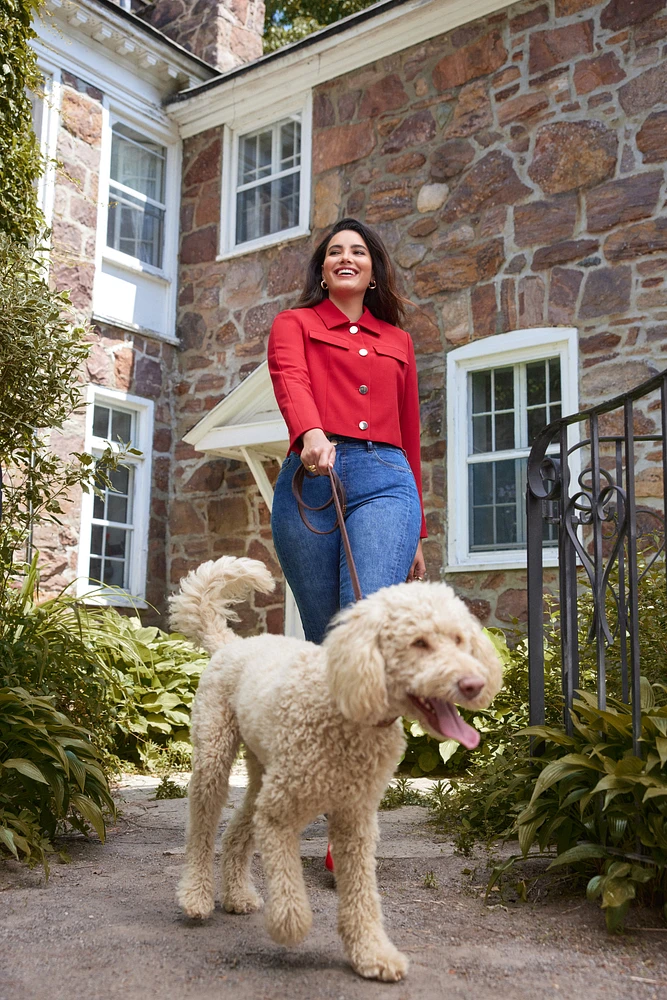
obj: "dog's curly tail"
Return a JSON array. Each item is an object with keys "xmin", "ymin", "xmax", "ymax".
[{"xmin": 168, "ymin": 556, "xmax": 275, "ymax": 653}]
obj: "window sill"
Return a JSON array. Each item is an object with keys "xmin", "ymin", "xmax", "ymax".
[
  {"xmin": 217, "ymin": 225, "xmax": 310, "ymax": 261},
  {"xmin": 446, "ymin": 552, "xmax": 560, "ymax": 574},
  {"xmin": 91, "ymin": 312, "xmax": 180, "ymax": 346},
  {"xmin": 79, "ymin": 590, "xmax": 148, "ymax": 610}
]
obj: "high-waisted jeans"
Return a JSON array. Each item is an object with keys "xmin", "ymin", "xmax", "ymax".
[{"xmin": 271, "ymin": 439, "xmax": 422, "ymax": 644}]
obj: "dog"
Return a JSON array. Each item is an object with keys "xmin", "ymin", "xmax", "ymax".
[{"xmin": 170, "ymin": 556, "xmax": 502, "ymax": 982}]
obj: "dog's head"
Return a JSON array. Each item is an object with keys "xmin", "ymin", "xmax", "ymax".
[{"xmin": 324, "ymin": 582, "xmax": 503, "ymax": 748}]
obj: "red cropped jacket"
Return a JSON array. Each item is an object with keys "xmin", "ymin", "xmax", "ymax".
[{"xmin": 267, "ymin": 298, "xmax": 427, "ymax": 537}]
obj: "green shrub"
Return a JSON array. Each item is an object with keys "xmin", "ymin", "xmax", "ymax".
[
  {"xmin": 0, "ymin": 0, "xmax": 43, "ymax": 240},
  {"xmin": 0, "ymin": 686, "xmax": 115, "ymax": 871}
]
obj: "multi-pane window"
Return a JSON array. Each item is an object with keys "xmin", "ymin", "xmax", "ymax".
[
  {"xmin": 107, "ymin": 122, "xmax": 166, "ymax": 268},
  {"xmin": 88, "ymin": 402, "xmax": 136, "ymax": 591},
  {"xmin": 235, "ymin": 115, "xmax": 301, "ymax": 246},
  {"xmin": 468, "ymin": 359, "xmax": 562, "ymax": 551}
]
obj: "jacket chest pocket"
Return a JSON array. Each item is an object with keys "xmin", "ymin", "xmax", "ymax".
[
  {"xmin": 309, "ymin": 330, "xmax": 351, "ymax": 350},
  {"xmin": 373, "ymin": 343, "xmax": 408, "ymax": 365}
]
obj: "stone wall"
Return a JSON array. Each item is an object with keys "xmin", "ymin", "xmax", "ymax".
[
  {"xmin": 137, "ymin": 0, "xmax": 265, "ymax": 71},
  {"xmin": 175, "ymin": 0, "xmax": 667, "ymax": 629},
  {"xmin": 37, "ymin": 71, "xmax": 178, "ymax": 622}
]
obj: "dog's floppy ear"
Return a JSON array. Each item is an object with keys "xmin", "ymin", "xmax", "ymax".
[{"xmin": 324, "ymin": 599, "xmax": 390, "ymax": 724}]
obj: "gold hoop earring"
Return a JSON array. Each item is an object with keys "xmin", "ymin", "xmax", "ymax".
[
  {"xmin": 368, "ymin": 279, "xmax": 377, "ymax": 290},
  {"xmin": 321, "ymin": 279, "xmax": 328, "ymax": 290}
]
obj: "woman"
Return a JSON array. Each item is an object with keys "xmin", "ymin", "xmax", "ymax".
[{"xmin": 268, "ymin": 217, "xmax": 427, "ymax": 647}]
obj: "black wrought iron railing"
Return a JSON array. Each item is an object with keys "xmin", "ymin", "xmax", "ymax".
[{"xmin": 526, "ymin": 367, "xmax": 667, "ymax": 755}]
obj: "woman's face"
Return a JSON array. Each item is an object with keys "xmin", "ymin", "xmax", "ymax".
[{"xmin": 321, "ymin": 229, "xmax": 373, "ymax": 298}]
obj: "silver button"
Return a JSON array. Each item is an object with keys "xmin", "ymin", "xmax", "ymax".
[
  {"xmin": 358, "ymin": 420, "xmax": 368, "ymax": 430},
  {"xmin": 359, "ymin": 348, "xmax": 368, "ymax": 356},
  {"xmin": 359, "ymin": 385, "xmax": 368, "ymax": 395},
  {"xmin": 349, "ymin": 325, "xmax": 359, "ymax": 334}
]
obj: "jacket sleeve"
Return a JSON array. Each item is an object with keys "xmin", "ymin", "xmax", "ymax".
[
  {"xmin": 267, "ymin": 311, "xmax": 324, "ymax": 452},
  {"xmin": 400, "ymin": 334, "xmax": 428, "ymax": 539}
]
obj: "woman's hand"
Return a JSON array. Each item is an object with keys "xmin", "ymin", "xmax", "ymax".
[
  {"xmin": 301, "ymin": 428, "xmax": 336, "ymax": 475},
  {"xmin": 407, "ymin": 540, "xmax": 426, "ymax": 582}
]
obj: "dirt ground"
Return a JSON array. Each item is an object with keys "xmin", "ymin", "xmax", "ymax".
[{"xmin": 2, "ymin": 771, "xmax": 667, "ymax": 1000}]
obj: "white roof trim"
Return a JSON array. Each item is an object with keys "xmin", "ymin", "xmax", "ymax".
[
  {"xmin": 168, "ymin": 0, "xmax": 514, "ymax": 138},
  {"xmin": 184, "ymin": 361, "xmax": 289, "ymax": 459},
  {"xmin": 41, "ymin": 0, "xmax": 214, "ymax": 94}
]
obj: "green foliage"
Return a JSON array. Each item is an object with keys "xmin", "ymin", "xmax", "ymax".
[
  {"xmin": 0, "ymin": 0, "xmax": 44, "ymax": 240},
  {"xmin": 379, "ymin": 775, "xmax": 429, "ymax": 810},
  {"xmin": 264, "ymin": 0, "xmax": 375, "ymax": 51},
  {"xmin": 0, "ymin": 686, "xmax": 115, "ymax": 871},
  {"xmin": 154, "ymin": 775, "xmax": 188, "ymax": 800},
  {"xmin": 95, "ymin": 616, "xmax": 207, "ymax": 765}
]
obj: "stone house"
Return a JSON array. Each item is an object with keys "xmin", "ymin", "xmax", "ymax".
[{"xmin": 32, "ymin": 0, "xmax": 667, "ymax": 634}]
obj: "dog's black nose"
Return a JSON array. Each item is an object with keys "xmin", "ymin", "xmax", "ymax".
[{"xmin": 458, "ymin": 677, "xmax": 484, "ymax": 699}]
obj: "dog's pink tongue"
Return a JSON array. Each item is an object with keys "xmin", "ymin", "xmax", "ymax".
[{"xmin": 431, "ymin": 699, "xmax": 480, "ymax": 749}]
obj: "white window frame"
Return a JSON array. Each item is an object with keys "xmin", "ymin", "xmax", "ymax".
[
  {"xmin": 219, "ymin": 91, "xmax": 312, "ymax": 260},
  {"xmin": 32, "ymin": 58, "xmax": 61, "ymax": 227},
  {"xmin": 446, "ymin": 328, "xmax": 579, "ymax": 573},
  {"xmin": 93, "ymin": 99, "xmax": 181, "ymax": 337},
  {"xmin": 77, "ymin": 385, "xmax": 154, "ymax": 606}
]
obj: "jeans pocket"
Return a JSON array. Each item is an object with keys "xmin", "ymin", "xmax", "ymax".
[{"xmin": 372, "ymin": 445, "xmax": 410, "ymax": 473}]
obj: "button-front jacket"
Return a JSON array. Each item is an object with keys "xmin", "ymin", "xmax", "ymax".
[{"xmin": 267, "ymin": 297, "xmax": 427, "ymax": 537}]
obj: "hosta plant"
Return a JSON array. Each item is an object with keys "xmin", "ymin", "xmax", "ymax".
[
  {"xmin": 0, "ymin": 686, "xmax": 115, "ymax": 872},
  {"xmin": 485, "ymin": 680, "xmax": 667, "ymax": 931}
]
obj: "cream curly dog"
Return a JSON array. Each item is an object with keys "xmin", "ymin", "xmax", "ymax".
[{"xmin": 170, "ymin": 556, "xmax": 502, "ymax": 982}]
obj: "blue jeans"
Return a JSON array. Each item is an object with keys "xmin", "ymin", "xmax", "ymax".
[{"xmin": 271, "ymin": 439, "xmax": 422, "ymax": 644}]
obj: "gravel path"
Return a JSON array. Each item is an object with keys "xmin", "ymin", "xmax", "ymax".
[{"xmin": 2, "ymin": 771, "xmax": 666, "ymax": 1000}]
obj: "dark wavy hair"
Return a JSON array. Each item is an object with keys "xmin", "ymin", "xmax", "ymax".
[{"xmin": 297, "ymin": 218, "xmax": 408, "ymax": 326}]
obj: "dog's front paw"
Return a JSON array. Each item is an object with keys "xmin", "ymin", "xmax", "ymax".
[
  {"xmin": 177, "ymin": 875, "xmax": 215, "ymax": 920},
  {"xmin": 351, "ymin": 942, "xmax": 409, "ymax": 982},
  {"xmin": 223, "ymin": 887, "xmax": 264, "ymax": 914},
  {"xmin": 265, "ymin": 897, "xmax": 313, "ymax": 946}
]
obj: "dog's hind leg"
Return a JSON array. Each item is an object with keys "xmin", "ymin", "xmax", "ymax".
[
  {"xmin": 221, "ymin": 747, "xmax": 264, "ymax": 914},
  {"xmin": 328, "ymin": 809, "xmax": 408, "ymax": 982},
  {"xmin": 177, "ymin": 695, "xmax": 240, "ymax": 920}
]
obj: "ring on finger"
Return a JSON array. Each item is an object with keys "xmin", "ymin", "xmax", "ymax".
[{"xmin": 306, "ymin": 464, "xmax": 317, "ymax": 473}]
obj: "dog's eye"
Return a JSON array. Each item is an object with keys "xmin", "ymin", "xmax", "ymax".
[
  {"xmin": 454, "ymin": 634, "xmax": 463, "ymax": 646},
  {"xmin": 412, "ymin": 638, "xmax": 429, "ymax": 649}
]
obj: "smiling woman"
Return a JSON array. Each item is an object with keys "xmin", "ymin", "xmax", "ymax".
[{"xmin": 267, "ymin": 217, "xmax": 427, "ymax": 648}]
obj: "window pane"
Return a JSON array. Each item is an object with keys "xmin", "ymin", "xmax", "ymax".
[
  {"xmin": 472, "ymin": 506, "xmax": 494, "ymax": 548},
  {"xmin": 239, "ymin": 129, "xmax": 273, "ymax": 184},
  {"xmin": 90, "ymin": 524, "xmax": 104, "ymax": 555},
  {"xmin": 494, "ymin": 368, "xmax": 514, "ymax": 411},
  {"xmin": 280, "ymin": 119, "xmax": 301, "ymax": 170},
  {"xmin": 110, "ymin": 466, "xmax": 130, "ymax": 495},
  {"xmin": 107, "ymin": 186, "xmax": 164, "ymax": 267},
  {"xmin": 471, "ymin": 371, "xmax": 491, "ymax": 413},
  {"xmin": 549, "ymin": 358, "xmax": 562, "ymax": 403},
  {"xmin": 277, "ymin": 172, "xmax": 300, "ymax": 230},
  {"xmin": 471, "ymin": 463, "xmax": 493, "ymax": 505},
  {"xmin": 107, "ymin": 494, "xmax": 129, "ymax": 523},
  {"xmin": 103, "ymin": 559, "xmax": 125, "ymax": 587},
  {"xmin": 89, "ymin": 557, "xmax": 102, "ymax": 585},
  {"xmin": 495, "ymin": 459, "xmax": 516, "ymax": 505},
  {"xmin": 93, "ymin": 493, "xmax": 105, "ymax": 519},
  {"xmin": 528, "ymin": 406, "xmax": 548, "ymax": 444},
  {"xmin": 110, "ymin": 123, "xmax": 165, "ymax": 202},
  {"xmin": 550, "ymin": 403, "xmax": 562, "ymax": 423},
  {"xmin": 105, "ymin": 526, "xmax": 128, "ymax": 558},
  {"xmin": 496, "ymin": 505, "xmax": 517, "ymax": 546},
  {"xmin": 93, "ymin": 405, "xmax": 110, "ymax": 439},
  {"xmin": 495, "ymin": 411, "xmax": 515, "ymax": 451},
  {"xmin": 526, "ymin": 361, "xmax": 547, "ymax": 407},
  {"xmin": 111, "ymin": 409, "xmax": 132, "ymax": 443},
  {"xmin": 472, "ymin": 414, "xmax": 492, "ymax": 453}
]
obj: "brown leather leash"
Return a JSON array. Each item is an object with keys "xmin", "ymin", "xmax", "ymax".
[
  {"xmin": 292, "ymin": 462, "xmax": 398, "ymax": 727},
  {"xmin": 292, "ymin": 463, "xmax": 363, "ymax": 602}
]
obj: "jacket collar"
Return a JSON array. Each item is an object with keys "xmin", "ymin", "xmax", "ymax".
[{"xmin": 313, "ymin": 298, "xmax": 383, "ymax": 336}]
